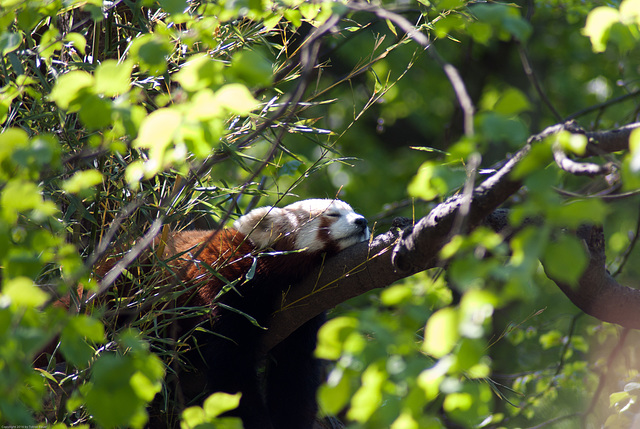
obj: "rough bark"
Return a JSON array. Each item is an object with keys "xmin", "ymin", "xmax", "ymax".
[{"xmin": 262, "ymin": 121, "xmax": 640, "ymax": 352}]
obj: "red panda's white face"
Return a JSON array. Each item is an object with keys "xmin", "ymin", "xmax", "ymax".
[{"xmin": 233, "ymin": 199, "xmax": 369, "ymax": 252}]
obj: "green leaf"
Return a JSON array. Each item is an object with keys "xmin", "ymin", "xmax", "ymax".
[
  {"xmin": 380, "ymin": 284, "xmax": 414, "ymax": 306},
  {"xmin": 283, "ymin": 8, "xmax": 302, "ymax": 27},
  {"xmin": 451, "ymin": 338, "xmax": 484, "ymax": 373},
  {"xmin": 1, "ymin": 179, "xmax": 43, "ymax": 223},
  {"xmin": 316, "ymin": 316, "xmax": 359, "ymax": 360},
  {"xmin": 477, "ymin": 112, "xmax": 529, "ymax": 147},
  {"xmin": 228, "ymin": 50, "xmax": 273, "ymax": 88},
  {"xmin": 64, "ymin": 32, "xmax": 86, "ymax": 55},
  {"xmin": 158, "ymin": 0, "xmax": 188, "ymax": 15},
  {"xmin": 628, "ymin": 128, "xmax": 640, "ymax": 173},
  {"xmin": 467, "ymin": 21, "xmax": 493, "ymax": 44},
  {"xmin": 62, "ymin": 170, "xmax": 104, "ymax": 194},
  {"xmin": 556, "ymin": 130, "xmax": 588, "ymax": 156},
  {"xmin": 135, "ymin": 108, "xmax": 181, "ymax": 149},
  {"xmin": 85, "ymin": 354, "xmax": 149, "ymax": 428},
  {"xmin": 510, "ymin": 141, "xmax": 553, "ymax": 180},
  {"xmin": 610, "ymin": 390, "xmax": 630, "ymax": 408},
  {"xmin": 180, "ymin": 406, "xmax": 207, "ymax": 428},
  {"xmin": 391, "ymin": 411, "xmax": 419, "ymax": 429},
  {"xmin": 433, "ymin": 13, "xmax": 466, "ymax": 38},
  {"xmin": 188, "ymin": 89, "xmax": 223, "ymax": 120},
  {"xmin": 38, "ymin": 27, "xmax": 62, "ymax": 60},
  {"xmin": 2, "ymin": 277, "xmax": 48, "ymax": 307},
  {"xmin": 0, "ymin": 128, "xmax": 29, "ymax": 178},
  {"xmin": 278, "ymin": 160, "xmax": 303, "ymax": 177},
  {"xmin": 49, "ymin": 71, "xmax": 94, "ymax": 110},
  {"xmin": 79, "ymin": 94, "xmax": 112, "ymax": 129},
  {"xmin": 94, "ymin": 60, "xmax": 133, "ymax": 96},
  {"xmin": 129, "ymin": 33, "xmax": 172, "ymax": 75},
  {"xmin": 417, "ymin": 358, "xmax": 451, "ymax": 401},
  {"xmin": 318, "ymin": 371, "xmax": 353, "ymax": 415},
  {"xmin": 435, "ymin": 0, "xmax": 465, "ymax": 11},
  {"xmin": 542, "ymin": 235, "xmax": 588, "ymax": 285},
  {"xmin": 202, "ymin": 392, "xmax": 241, "ymax": 418},
  {"xmin": 550, "ymin": 198, "xmax": 608, "ymax": 227},
  {"xmin": 130, "ymin": 371, "xmax": 162, "ymax": 402},
  {"xmin": 493, "ymin": 87, "xmax": 532, "ymax": 116},
  {"xmin": 582, "ymin": 7, "xmax": 620, "ymax": 53},
  {"xmin": 213, "ymin": 84, "xmax": 259, "ymax": 115},
  {"xmin": 408, "ymin": 161, "xmax": 466, "ymax": 201},
  {"xmin": 174, "ymin": 53, "xmax": 225, "ymax": 92},
  {"xmin": 60, "ymin": 315, "xmax": 105, "ymax": 367},
  {"xmin": 443, "ymin": 392, "xmax": 472, "ymax": 412},
  {"xmin": 423, "ymin": 307, "xmax": 459, "ymax": 358},
  {"xmin": 472, "ymin": 3, "xmax": 531, "ymax": 42},
  {"xmin": 539, "ymin": 330, "xmax": 563, "ymax": 349},
  {"xmin": 347, "ymin": 362, "xmax": 386, "ymax": 422},
  {"xmin": 0, "ymin": 31, "xmax": 21, "ymax": 55},
  {"xmin": 621, "ymin": 0, "xmax": 640, "ymax": 25}
]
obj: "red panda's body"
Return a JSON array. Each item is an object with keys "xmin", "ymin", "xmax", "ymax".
[{"xmin": 42, "ymin": 199, "xmax": 370, "ymax": 429}]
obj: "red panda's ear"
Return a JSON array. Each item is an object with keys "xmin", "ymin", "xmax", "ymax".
[{"xmin": 233, "ymin": 206, "xmax": 284, "ymax": 249}]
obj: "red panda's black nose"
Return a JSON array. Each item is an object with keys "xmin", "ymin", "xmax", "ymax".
[{"xmin": 355, "ymin": 216, "xmax": 367, "ymax": 229}]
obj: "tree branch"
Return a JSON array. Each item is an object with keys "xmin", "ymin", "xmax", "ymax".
[
  {"xmin": 544, "ymin": 225, "xmax": 640, "ymax": 329},
  {"xmin": 262, "ymin": 121, "xmax": 640, "ymax": 352}
]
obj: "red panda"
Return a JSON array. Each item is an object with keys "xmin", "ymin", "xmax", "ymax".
[{"xmin": 95, "ymin": 199, "xmax": 369, "ymax": 429}]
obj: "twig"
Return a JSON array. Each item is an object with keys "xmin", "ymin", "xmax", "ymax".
[
  {"xmin": 552, "ymin": 142, "xmax": 612, "ymax": 176},
  {"xmin": 348, "ymin": 0, "xmax": 475, "ymax": 137},
  {"xmin": 565, "ymin": 89, "xmax": 640, "ymax": 121},
  {"xmin": 519, "ymin": 45, "xmax": 563, "ymax": 122}
]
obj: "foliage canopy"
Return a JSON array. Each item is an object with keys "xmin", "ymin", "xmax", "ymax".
[{"xmin": 3, "ymin": 0, "xmax": 640, "ymax": 428}]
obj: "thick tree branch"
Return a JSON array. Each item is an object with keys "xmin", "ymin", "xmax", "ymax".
[
  {"xmin": 262, "ymin": 122, "xmax": 640, "ymax": 352},
  {"xmin": 584, "ymin": 123, "xmax": 640, "ymax": 156},
  {"xmin": 545, "ymin": 225, "xmax": 640, "ymax": 329}
]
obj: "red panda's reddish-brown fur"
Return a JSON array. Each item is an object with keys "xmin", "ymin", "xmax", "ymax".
[{"xmin": 37, "ymin": 199, "xmax": 370, "ymax": 429}]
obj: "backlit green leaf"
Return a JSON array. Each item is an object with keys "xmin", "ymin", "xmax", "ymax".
[
  {"xmin": 134, "ymin": 108, "xmax": 182, "ymax": 151},
  {"xmin": 202, "ymin": 392, "xmax": 241, "ymax": 418},
  {"xmin": 49, "ymin": 71, "xmax": 94, "ymax": 110},
  {"xmin": 129, "ymin": 33, "xmax": 172, "ymax": 75},
  {"xmin": 213, "ymin": 84, "xmax": 259, "ymax": 115},
  {"xmin": 493, "ymin": 87, "xmax": 531, "ymax": 116},
  {"xmin": 174, "ymin": 53, "xmax": 225, "ymax": 92},
  {"xmin": 583, "ymin": 7, "xmax": 619, "ymax": 52},
  {"xmin": 2, "ymin": 277, "xmax": 48, "ymax": 308},
  {"xmin": 318, "ymin": 371, "xmax": 353, "ymax": 414},
  {"xmin": 1, "ymin": 179, "xmax": 43, "ymax": 222},
  {"xmin": 539, "ymin": 330, "xmax": 563, "ymax": 349},
  {"xmin": 130, "ymin": 372, "xmax": 161, "ymax": 402},
  {"xmin": 95, "ymin": 60, "xmax": 133, "ymax": 96},
  {"xmin": 347, "ymin": 362, "xmax": 386, "ymax": 422},
  {"xmin": 64, "ymin": 32, "xmax": 86, "ymax": 55},
  {"xmin": 408, "ymin": 161, "xmax": 466, "ymax": 201},
  {"xmin": 423, "ymin": 307, "xmax": 459, "ymax": 358},
  {"xmin": 316, "ymin": 316, "xmax": 359, "ymax": 360},
  {"xmin": 62, "ymin": 170, "xmax": 104, "ymax": 194}
]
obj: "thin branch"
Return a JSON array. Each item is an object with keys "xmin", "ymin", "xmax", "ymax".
[
  {"xmin": 583, "ymin": 328, "xmax": 629, "ymax": 420},
  {"xmin": 88, "ymin": 14, "xmax": 343, "ymax": 304},
  {"xmin": 262, "ymin": 122, "xmax": 640, "ymax": 351},
  {"xmin": 348, "ymin": 0, "xmax": 475, "ymax": 137},
  {"xmin": 552, "ymin": 143, "xmax": 612, "ymax": 176},
  {"xmin": 565, "ymin": 89, "xmax": 640, "ymax": 121},
  {"xmin": 518, "ymin": 45, "xmax": 563, "ymax": 122}
]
